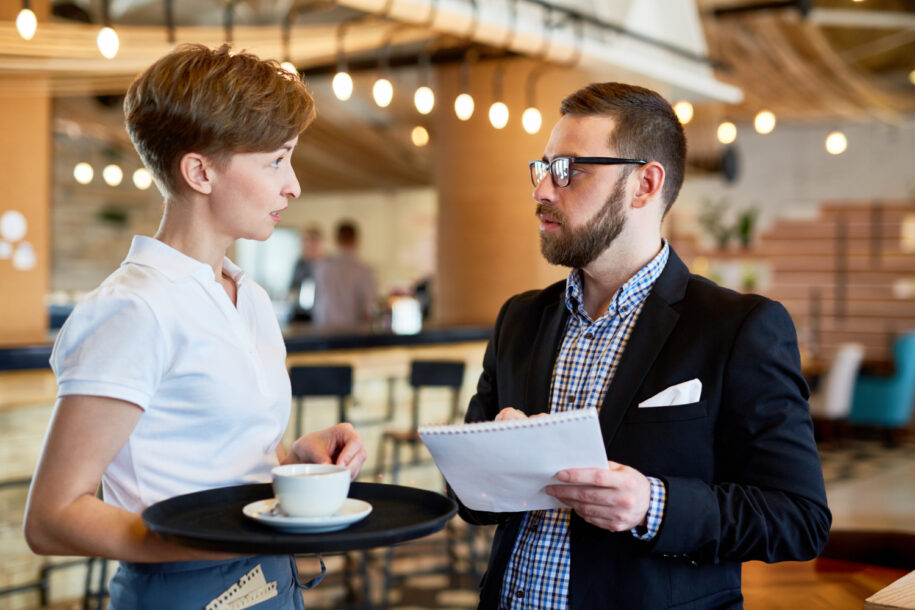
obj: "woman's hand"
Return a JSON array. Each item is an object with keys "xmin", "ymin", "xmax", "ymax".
[{"xmin": 286, "ymin": 423, "xmax": 367, "ymax": 480}]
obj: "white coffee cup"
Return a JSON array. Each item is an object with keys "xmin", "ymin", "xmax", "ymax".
[{"xmin": 272, "ymin": 464, "xmax": 351, "ymax": 518}]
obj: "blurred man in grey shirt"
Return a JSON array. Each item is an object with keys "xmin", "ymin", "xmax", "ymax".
[{"xmin": 312, "ymin": 220, "xmax": 376, "ymax": 329}]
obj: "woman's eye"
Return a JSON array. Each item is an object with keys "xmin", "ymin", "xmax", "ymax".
[{"xmin": 271, "ymin": 157, "xmax": 284, "ymax": 167}]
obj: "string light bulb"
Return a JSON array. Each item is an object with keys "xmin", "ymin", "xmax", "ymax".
[
  {"xmin": 97, "ymin": 26, "xmax": 119, "ymax": 59},
  {"xmin": 488, "ymin": 64, "xmax": 508, "ymax": 130},
  {"xmin": 717, "ymin": 121, "xmax": 737, "ymax": 145},
  {"xmin": 825, "ymin": 131, "xmax": 847, "ymax": 155},
  {"xmin": 674, "ymin": 100, "xmax": 694, "ymax": 124},
  {"xmin": 16, "ymin": 6, "xmax": 37, "ymax": 41},
  {"xmin": 414, "ymin": 86, "xmax": 435, "ymax": 115},
  {"xmin": 522, "ymin": 107, "xmax": 542, "ymax": 135},
  {"xmin": 280, "ymin": 61, "xmax": 298, "ymax": 77},
  {"xmin": 133, "ymin": 168, "xmax": 153, "ymax": 190},
  {"xmin": 332, "ymin": 71, "xmax": 353, "ymax": 101},
  {"xmin": 74, "ymin": 162, "xmax": 94, "ymax": 185},
  {"xmin": 454, "ymin": 94, "xmax": 474, "ymax": 121},
  {"xmin": 754, "ymin": 110, "xmax": 776, "ymax": 134},
  {"xmin": 411, "ymin": 126, "xmax": 430, "ymax": 147},
  {"xmin": 373, "ymin": 77, "xmax": 393, "ymax": 108},
  {"xmin": 489, "ymin": 102, "xmax": 509, "ymax": 130},
  {"xmin": 102, "ymin": 164, "xmax": 123, "ymax": 187}
]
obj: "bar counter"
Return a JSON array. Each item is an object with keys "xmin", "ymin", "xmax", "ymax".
[{"xmin": 0, "ymin": 323, "xmax": 493, "ymax": 371}]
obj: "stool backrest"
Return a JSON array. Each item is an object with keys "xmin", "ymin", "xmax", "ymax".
[
  {"xmin": 409, "ymin": 360, "xmax": 465, "ymax": 389},
  {"xmin": 290, "ymin": 365, "xmax": 353, "ymax": 398}
]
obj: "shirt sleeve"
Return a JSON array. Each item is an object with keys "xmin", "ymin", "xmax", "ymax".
[
  {"xmin": 631, "ymin": 476, "xmax": 666, "ymax": 541},
  {"xmin": 50, "ymin": 289, "xmax": 167, "ymax": 410}
]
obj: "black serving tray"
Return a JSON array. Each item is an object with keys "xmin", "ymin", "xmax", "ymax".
[{"xmin": 142, "ymin": 482, "xmax": 456, "ymax": 554}]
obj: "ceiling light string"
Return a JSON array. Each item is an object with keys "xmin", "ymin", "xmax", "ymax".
[
  {"xmin": 453, "ymin": 0, "xmax": 480, "ymax": 121},
  {"xmin": 487, "ymin": 0, "xmax": 520, "ymax": 130},
  {"xmin": 280, "ymin": 7, "xmax": 300, "ymax": 76},
  {"xmin": 16, "ymin": 0, "xmax": 37, "ymax": 41},
  {"xmin": 521, "ymin": 4, "xmax": 555, "ymax": 135},
  {"xmin": 414, "ymin": 0, "xmax": 440, "ymax": 116},
  {"xmin": 332, "ymin": 17, "xmax": 362, "ymax": 101},
  {"xmin": 164, "ymin": 0, "xmax": 176, "ymax": 45},
  {"xmin": 97, "ymin": 0, "xmax": 119, "ymax": 59},
  {"xmin": 374, "ymin": 23, "xmax": 411, "ymax": 108},
  {"xmin": 224, "ymin": 0, "xmax": 236, "ymax": 45}
]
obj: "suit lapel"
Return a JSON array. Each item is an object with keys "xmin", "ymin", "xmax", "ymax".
[
  {"xmin": 597, "ymin": 249, "xmax": 690, "ymax": 443},
  {"xmin": 526, "ymin": 291, "xmax": 569, "ymax": 415}
]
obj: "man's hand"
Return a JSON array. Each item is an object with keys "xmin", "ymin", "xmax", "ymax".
[
  {"xmin": 545, "ymin": 461, "xmax": 651, "ymax": 532},
  {"xmin": 286, "ymin": 423, "xmax": 367, "ymax": 480},
  {"xmin": 494, "ymin": 407, "xmax": 548, "ymax": 421}
]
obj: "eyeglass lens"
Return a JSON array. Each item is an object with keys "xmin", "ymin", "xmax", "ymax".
[{"xmin": 530, "ymin": 158, "xmax": 571, "ymax": 187}]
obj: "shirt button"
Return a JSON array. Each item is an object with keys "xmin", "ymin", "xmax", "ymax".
[
  {"xmin": 584, "ymin": 332, "xmax": 594, "ymax": 340},
  {"xmin": 620, "ymin": 305, "xmax": 630, "ymax": 313},
  {"xmin": 567, "ymin": 395, "xmax": 575, "ymax": 404},
  {"xmin": 515, "ymin": 590, "xmax": 525, "ymax": 599}
]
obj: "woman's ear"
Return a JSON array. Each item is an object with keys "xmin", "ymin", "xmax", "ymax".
[
  {"xmin": 178, "ymin": 152, "xmax": 213, "ymax": 195},
  {"xmin": 631, "ymin": 162, "xmax": 665, "ymax": 209}
]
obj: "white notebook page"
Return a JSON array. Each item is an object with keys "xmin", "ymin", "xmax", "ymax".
[{"xmin": 419, "ymin": 409, "xmax": 608, "ymax": 512}]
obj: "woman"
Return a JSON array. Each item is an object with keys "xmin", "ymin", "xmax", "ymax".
[{"xmin": 24, "ymin": 44, "xmax": 366, "ymax": 609}]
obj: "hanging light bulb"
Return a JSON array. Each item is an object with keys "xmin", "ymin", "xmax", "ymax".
[
  {"xmin": 754, "ymin": 110, "xmax": 776, "ymax": 134},
  {"xmin": 74, "ymin": 162, "xmax": 94, "ymax": 185},
  {"xmin": 522, "ymin": 67, "xmax": 545, "ymax": 135},
  {"xmin": 133, "ymin": 168, "xmax": 153, "ymax": 190},
  {"xmin": 373, "ymin": 77, "xmax": 393, "ymax": 108},
  {"xmin": 97, "ymin": 26, "xmax": 119, "ymax": 59},
  {"xmin": 825, "ymin": 131, "xmax": 847, "ymax": 155},
  {"xmin": 103, "ymin": 164, "xmax": 123, "ymax": 187},
  {"xmin": 489, "ymin": 102, "xmax": 509, "ymax": 130},
  {"xmin": 414, "ymin": 86, "xmax": 435, "ymax": 115},
  {"xmin": 16, "ymin": 6, "xmax": 37, "ymax": 41},
  {"xmin": 717, "ymin": 121, "xmax": 737, "ymax": 145},
  {"xmin": 454, "ymin": 93, "xmax": 474, "ymax": 121},
  {"xmin": 488, "ymin": 64, "xmax": 508, "ymax": 130},
  {"xmin": 673, "ymin": 100, "xmax": 694, "ymax": 124},
  {"xmin": 411, "ymin": 126, "xmax": 430, "ymax": 147},
  {"xmin": 280, "ymin": 61, "xmax": 298, "ymax": 77},
  {"xmin": 332, "ymin": 71, "xmax": 353, "ymax": 101},
  {"xmin": 522, "ymin": 107, "xmax": 542, "ymax": 135}
]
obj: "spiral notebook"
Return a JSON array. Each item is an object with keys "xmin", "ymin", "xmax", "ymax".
[{"xmin": 418, "ymin": 409, "xmax": 608, "ymax": 512}]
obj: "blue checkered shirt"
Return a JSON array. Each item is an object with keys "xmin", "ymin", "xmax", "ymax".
[{"xmin": 500, "ymin": 242, "xmax": 670, "ymax": 610}]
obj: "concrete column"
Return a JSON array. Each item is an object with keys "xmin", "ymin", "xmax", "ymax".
[{"xmin": 431, "ymin": 57, "xmax": 591, "ymax": 325}]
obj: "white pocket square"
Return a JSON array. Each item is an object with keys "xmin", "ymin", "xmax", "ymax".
[{"xmin": 638, "ymin": 379, "xmax": 702, "ymax": 408}]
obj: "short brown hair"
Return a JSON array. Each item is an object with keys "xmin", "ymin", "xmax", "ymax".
[
  {"xmin": 560, "ymin": 83, "xmax": 686, "ymax": 213},
  {"xmin": 124, "ymin": 43, "xmax": 315, "ymax": 199}
]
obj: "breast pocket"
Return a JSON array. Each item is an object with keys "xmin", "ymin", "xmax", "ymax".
[{"xmin": 624, "ymin": 400, "xmax": 708, "ymax": 423}]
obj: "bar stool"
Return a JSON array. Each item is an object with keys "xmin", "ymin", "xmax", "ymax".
[
  {"xmin": 373, "ymin": 360, "xmax": 471, "ymax": 607},
  {"xmin": 289, "ymin": 365, "xmax": 353, "ymax": 437}
]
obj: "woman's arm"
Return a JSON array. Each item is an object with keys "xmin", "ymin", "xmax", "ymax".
[{"xmin": 24, "ymin": 395, "xmax": 232, "ymax": 562}]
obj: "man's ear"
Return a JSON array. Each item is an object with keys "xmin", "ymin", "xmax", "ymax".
[
  {"xmin": 178, "ymin": 152, "xmax": 214, "ymax": 195},
  {"xmin": 631, "ymin": 162, "xmax": 665, "ymax": 209}
]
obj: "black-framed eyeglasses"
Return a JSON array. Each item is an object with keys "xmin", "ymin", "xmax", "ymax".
[{"xmin": 529, "ymin": 156, "xmax": 648, "ymax": 188}]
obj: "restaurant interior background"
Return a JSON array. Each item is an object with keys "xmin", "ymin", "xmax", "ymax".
[{"xmin": 1, "ymin": 0, "xmax": 914, "ymax": 608}]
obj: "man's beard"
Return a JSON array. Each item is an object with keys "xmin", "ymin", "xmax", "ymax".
[{"xmin": 538, "ymin": 177, "xmax": 627, "ymax": 268}]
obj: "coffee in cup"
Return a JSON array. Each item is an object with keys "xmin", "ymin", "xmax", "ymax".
[{"xmin": 271, "ymin": 464, "xmax": 350, "ymax": 518}]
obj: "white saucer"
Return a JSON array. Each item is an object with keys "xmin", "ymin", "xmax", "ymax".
[{"xmin": 243, "ymin": 498, "xmax": 372, "ymax": 533}]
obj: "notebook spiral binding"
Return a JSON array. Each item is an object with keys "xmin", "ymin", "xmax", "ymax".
[{"xmin": 418, "ymin": 408, "xmax": 598, "ymax": 435}]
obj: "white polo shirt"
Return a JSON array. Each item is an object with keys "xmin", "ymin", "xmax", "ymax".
[{"xmin": 51, "ymin": 236, "xmax": 291, "ymax": 514}]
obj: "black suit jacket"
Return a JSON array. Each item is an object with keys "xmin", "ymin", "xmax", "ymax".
[{"xmin": 460, "ymin": 248, "xmax": 831, "ymax": 609}]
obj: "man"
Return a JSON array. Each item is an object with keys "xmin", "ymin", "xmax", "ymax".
[
  {"xmin": 459, "ymin": 82, "xmax": 830, "ymax": 609},
  {"xmin": 288, "ymin": 225, "xmax": 323, "ymax": 321},
  {"xmin": 312, "ymin": 220, "xmax": 376, "ymax": 329}
]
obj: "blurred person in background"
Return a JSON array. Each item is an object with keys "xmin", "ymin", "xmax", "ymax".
[
  {"xmin": 312, "ymin": 220, "xmax": 376, "ymax": 330},
  {"xmin": 288, "ymin": 225, "xmax": 324, "ymax": 322}
]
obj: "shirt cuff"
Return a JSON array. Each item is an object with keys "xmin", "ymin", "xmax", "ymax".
[{"xmin": 630, "ymin": 476, "xmax": 666, "ymax": 541}]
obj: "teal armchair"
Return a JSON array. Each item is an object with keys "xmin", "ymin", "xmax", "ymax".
[{"xmin": 848, "ymin": 331, "xmax": 915, "ymax": 432}]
